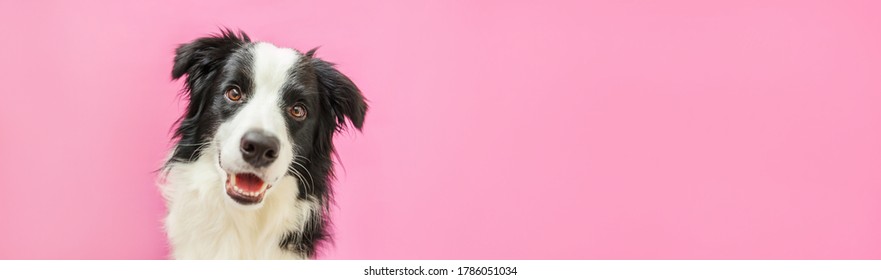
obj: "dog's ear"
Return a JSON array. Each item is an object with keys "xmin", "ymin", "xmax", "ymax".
[
  {"xmin": 308, "ymin": 49, "xmax": 368, "ymax": 131},
  {"xmin": 172, "ymin": 29, "xmax": 250, "ymax": 87}
]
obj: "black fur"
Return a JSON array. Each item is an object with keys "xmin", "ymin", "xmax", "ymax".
[
  {"xmin": 169, "ymin": 29, "xmax": 253, "ymax": 164},
  {"xmin": 167, "ymin": 29, "xmax": 367, "ymax": 258}
]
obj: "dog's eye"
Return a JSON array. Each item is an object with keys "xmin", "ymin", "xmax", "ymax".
[
  {"xmin": 288, "ymin": 103, "xmax": 307, "ymax": 120},
  {"xmin": 225, "ymin": 87, "xmax": 243, "ymax": 102}
]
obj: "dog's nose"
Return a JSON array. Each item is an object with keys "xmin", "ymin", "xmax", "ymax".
[{"xmin": 240, "ymin": 130, "xmax": 280, "ymax": 168}]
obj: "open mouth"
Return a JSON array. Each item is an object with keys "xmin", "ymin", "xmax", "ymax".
[{"xmin": 225, "ymin": 173, "xmax": 271, "ymax": 205}]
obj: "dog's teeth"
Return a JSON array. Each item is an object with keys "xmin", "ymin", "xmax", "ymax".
[{"xmin": 227, "ymin": 174, "xmax": 269, "ymax": 198}]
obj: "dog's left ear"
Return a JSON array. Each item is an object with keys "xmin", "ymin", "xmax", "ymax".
[{"xmin": 308, "ymin": 49, "xmax": 368, "ymax": 131}]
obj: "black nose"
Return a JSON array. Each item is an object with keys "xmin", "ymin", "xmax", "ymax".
[{"xmin": 240, "ymin": 130, "xmax": 280, "ymax": 168}]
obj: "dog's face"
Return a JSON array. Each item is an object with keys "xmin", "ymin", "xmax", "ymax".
[{"xmin": 169, "ymin": 31, "xmax": 366, "ymax": 208}]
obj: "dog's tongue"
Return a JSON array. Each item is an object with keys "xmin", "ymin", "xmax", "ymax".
[{"xmin": 235, "ymin": 173, "xmax": 264, "ymax": 192}]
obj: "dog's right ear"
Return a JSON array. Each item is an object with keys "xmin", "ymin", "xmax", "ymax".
[{"xmin": 172, "ymin": 29, "xmax": 251, "ymax": 86}]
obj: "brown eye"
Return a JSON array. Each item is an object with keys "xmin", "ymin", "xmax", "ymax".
[
  {"xmin": 225, "ymin": 87, "xmax": 242, "ymax": 102},
  {"xmin": 288, "ymin": 103, "xmax": 307, "ymax": 120}
]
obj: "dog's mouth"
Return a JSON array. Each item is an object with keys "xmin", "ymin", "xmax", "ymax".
[{"xmin": 225, "ymin": 173, "xmax": 272, "ymax": 205}]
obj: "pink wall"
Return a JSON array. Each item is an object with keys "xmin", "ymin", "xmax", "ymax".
[{"xmin": 1, "ymin": 0, "xmax": 880, "ymax": 259}]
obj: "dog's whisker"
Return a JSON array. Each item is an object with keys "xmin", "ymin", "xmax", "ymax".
[
  {"xmin": 294, "ymin": 155, "xmax": 311, "ymax": 163},
  {"xmin": 182, "ymin": 141, "xmax": 214, "ymax": 162},
  {"xmin": 290, "ymin": 166, "xmax": 314, "ymax": 196},
  {"xmin": 288, "ymin": 167, "xmax": 311, "ymax": 196},
  {"xmin": 176, "ymin": 141, "xmax": 214, "ymax": 147},
  {"xmin": 290, "ymin": 160, "xmax": 315, "ymax": 195}
]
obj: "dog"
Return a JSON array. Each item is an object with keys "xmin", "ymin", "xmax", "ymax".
[{"xmin": 159, "ymin": 30, "xmax": 367, "ymax": 259}]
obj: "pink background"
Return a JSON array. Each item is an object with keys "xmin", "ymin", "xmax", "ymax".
[{"xmin": 1, "ymin": 0, "xmax": 879, "ymax": 259}]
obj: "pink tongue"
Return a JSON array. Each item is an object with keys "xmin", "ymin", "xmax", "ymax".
[{"xmin": 235, "ymin": 174, "xmax": 264, "ymax": 192}]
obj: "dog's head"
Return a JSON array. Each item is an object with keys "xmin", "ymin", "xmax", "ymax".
[{"xmin": 168, "ymin": 30, "xmax": 366, "ymax": 208}]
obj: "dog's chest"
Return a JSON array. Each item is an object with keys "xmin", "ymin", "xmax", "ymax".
[{"xmin": 173, "ymin": 213, "xmax": 298, "ymax": 259}]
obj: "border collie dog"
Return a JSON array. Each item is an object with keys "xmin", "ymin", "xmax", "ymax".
[{"xmin": 159, "ymin": 30, "xmax": 367, "ymax": 259}]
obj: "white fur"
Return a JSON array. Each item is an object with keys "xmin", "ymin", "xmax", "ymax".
[
  {"xmin": 217, "ymin": 42, "xmax": 300, "ymax": 204},
  {"xmin": 161, "ymin": 43, "xmax": 317, "ymax": 259}
]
